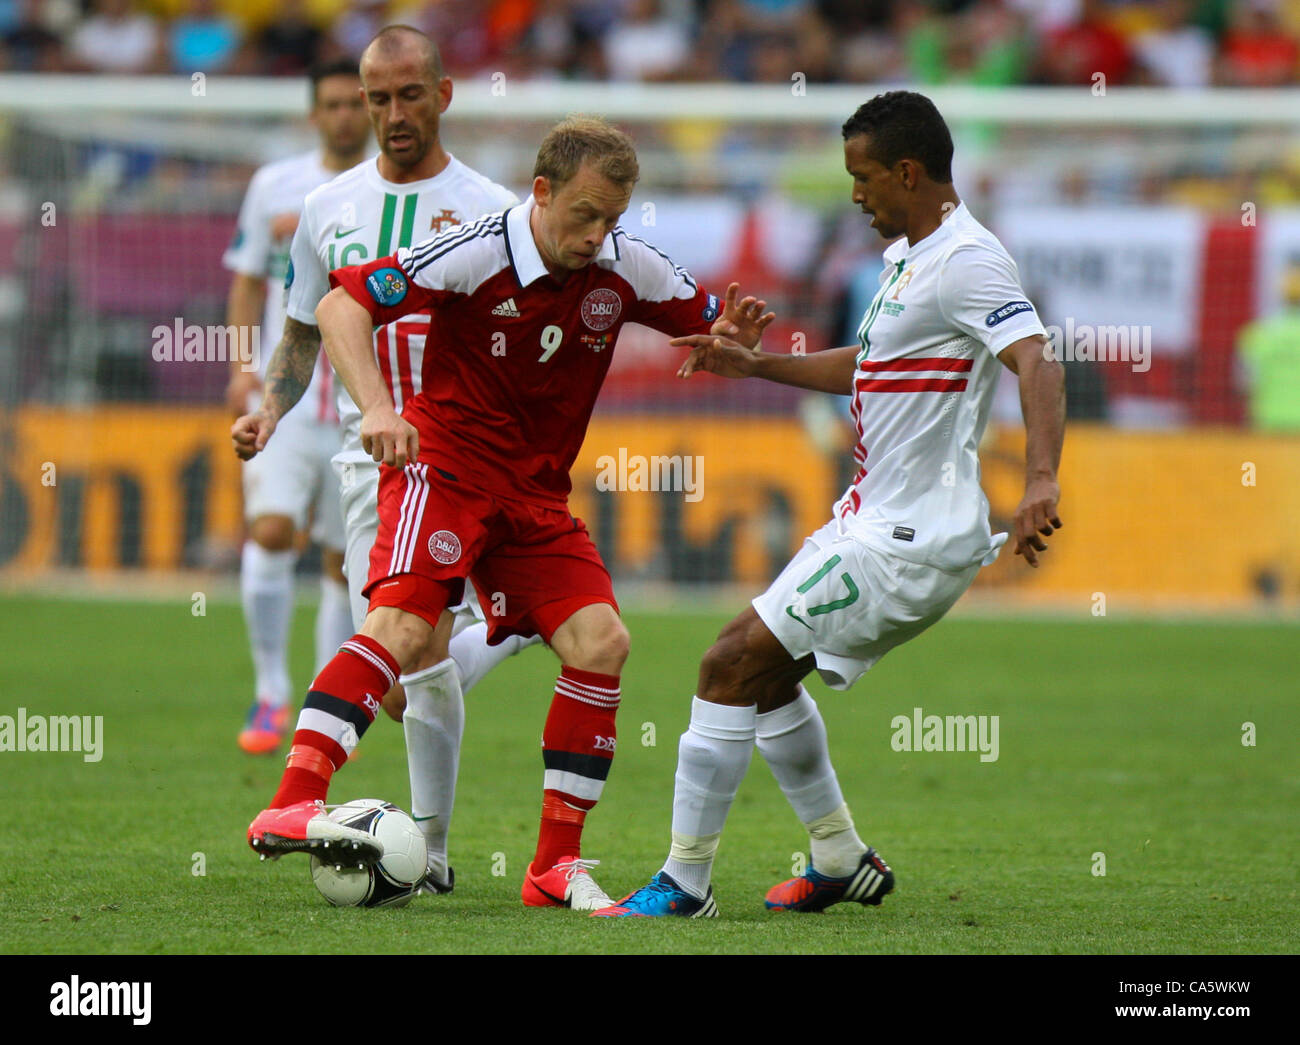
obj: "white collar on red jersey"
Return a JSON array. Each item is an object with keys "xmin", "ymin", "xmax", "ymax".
[{"xmin": 504, "ymin": 194, "xmax": 619, "ymax": 287}]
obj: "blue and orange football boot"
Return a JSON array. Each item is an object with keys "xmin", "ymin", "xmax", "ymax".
[
  {"xmin": 590, "ymin": 871, "xmax": 718, "ymax": 918},
  {"xmin": 238, "ymin": 700, "xmax": 289, "ymax": 754},
  {"xmin": 764, "ymin": 847, "xmax": 894, "ymax": 912}
]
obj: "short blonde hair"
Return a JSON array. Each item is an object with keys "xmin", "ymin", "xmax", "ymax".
[{"xmin": 533, "ymin": 115, "xmax": 639, "ymax": 190}]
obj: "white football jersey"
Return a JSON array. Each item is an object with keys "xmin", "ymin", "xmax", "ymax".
[
  {"xmin": 285, "ymin": 154, "xmax": 518, "ymax": 461},
  {"xmin": 836, "ymin": 202, "xmax": 1046, "ymax": 570},
  {"xmin": 223, "ymin": 149, "xmax": 340, "ymax": 419}
]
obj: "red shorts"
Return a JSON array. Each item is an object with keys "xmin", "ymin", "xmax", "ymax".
[{"xmin": 365, "ymin": 461, "xmax": 618, "ymax": 644}]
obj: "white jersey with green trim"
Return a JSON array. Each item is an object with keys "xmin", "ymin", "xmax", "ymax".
[
  {"xmin": 223, "ymin": 149, "xmax": 339, "ymax": 418},
  {"xmin": 285, "ymin": 154, "xmax": 517, "ymax": 462},
  {"xmin": 836, "ymin": 202, "xmax": 1046, "ymax": 571}
]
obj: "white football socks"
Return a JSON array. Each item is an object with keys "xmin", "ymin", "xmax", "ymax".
[
  {"xmin": 448, "ymin": 620, "xmax": 541, "ymax": 695},
  {"xmin": 240, "ymin": 541, "xmax": 295, "ymax": 709},
  {"xmin": 400, "ymin": 657, "xmax": 463, "ymax": 884},
  {"xmin": 395, "ymin": 622, "xmax": 539, "ymax": 883},
  {"xmin": 662, "ymin": 698, "xmax": 756, "ymax": 899},
  {"xmin": 756, "ymin": 687, "xmax": 866, "ymax": 877},
  {"xmin": 315, "ymin": 574, "xmax": 355, "ymax": 674},
  {"xmin": 805, "ymin": 803, "xmax": 867, "ymax": 878}
]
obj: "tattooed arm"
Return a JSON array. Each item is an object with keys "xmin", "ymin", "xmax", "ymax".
[{"xmin": 230, "ymin": 317, "xmax": 321, "ymax": 460}]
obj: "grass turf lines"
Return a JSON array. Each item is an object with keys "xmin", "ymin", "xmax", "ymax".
[{"xmin": 0, "ymin": 594, "xmax": 1295, "ymax": 955}]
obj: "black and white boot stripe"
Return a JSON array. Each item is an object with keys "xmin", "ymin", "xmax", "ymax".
[
  {"xmin": 695, "ymin": 890, "xmax": 720, "ymax": 918},
  {"xmin": 845, "ymin": 847, "xmax": 895, "ymax": 906}
]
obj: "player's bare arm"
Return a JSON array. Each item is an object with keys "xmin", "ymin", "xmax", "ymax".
[
  {"xmin": 316, "ymin": 286, "xmax": 419, "ymax": 469},
  {"xmin": 998, "ymin": 334, "xmax": 1065, "ymax": 567},
  {"xmin": 230, "ymin": 317, "xmax": 321, "ymax": 460},
  {"xmin": 673, "ymin": 334, "xmax": 857, "ymax": 393},
  {"xmin": 711, "ymin": 281, "xmax": 776, "ymax": 348},
  {"xmin": 269, "ymin": 212, "xmax": 300, "ymax": 241},
  {"xmin": 225, "ymin": 271, "xmax": 266, "ymax": 416}
]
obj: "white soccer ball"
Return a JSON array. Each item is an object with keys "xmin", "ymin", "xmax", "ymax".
[{"xmin": 309, "ymin": 799, "xmax": 427, "ymax": 908}]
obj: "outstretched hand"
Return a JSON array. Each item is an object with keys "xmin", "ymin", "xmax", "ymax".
[
  {"xmin": 710, "ymin": 282, "xmax": 774, "ymax": 349},
  {"xmin": 671, "ymin": 334, "xmax": 761, "ymax": 380}
]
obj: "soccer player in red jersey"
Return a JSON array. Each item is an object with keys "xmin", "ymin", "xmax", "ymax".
[{"xmin": 246, "ymin": 116, "xmax": 774, "ymax": 909}]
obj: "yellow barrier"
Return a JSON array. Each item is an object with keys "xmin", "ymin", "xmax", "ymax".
[
  {"xmin": 978, "ymin": 423, "xmax": 1300, "ymax": 603},
  {"xmin": 2, "ymin": 408, "xmax": 1297, "ymax": 603},
  {"xmin": 2, "ymin": 407, "xmax": 242, "ymax": 572}
]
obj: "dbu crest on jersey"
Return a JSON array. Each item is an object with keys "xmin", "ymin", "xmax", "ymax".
[
  {"xmin": 581, "ymin": 288, "xmax": 622, "ymax": 331},
  {"xmin": 367, "ymin": 267, "xmax": 407, "ymax": 307},
  {"xmin": 428, "ymin": 530, "xmax": 461, "ymax": 565}
]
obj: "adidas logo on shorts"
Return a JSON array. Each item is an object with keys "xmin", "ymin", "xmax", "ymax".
[{"xmin": 491, "ymin": 297, "xmax": 521, "ymax": 318}]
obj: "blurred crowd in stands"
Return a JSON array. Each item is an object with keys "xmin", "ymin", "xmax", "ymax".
[{"xmin": 4, "ymin": 0, "xmax": 1300, "ymax": 88}]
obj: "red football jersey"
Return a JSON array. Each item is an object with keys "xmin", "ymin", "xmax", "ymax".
[{"xmin": 330, "ymin": 197, "xmax": 720, "ymax": 506}]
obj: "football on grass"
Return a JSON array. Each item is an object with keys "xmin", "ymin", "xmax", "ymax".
[{"xmin": 309, "ymin": 799, "xmax": 427, "ymax": 908}]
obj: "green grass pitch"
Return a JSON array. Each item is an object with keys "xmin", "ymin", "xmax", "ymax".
[{"xmin": 0, "ymin": 594, "xmax": 1295, "ymax": 954}]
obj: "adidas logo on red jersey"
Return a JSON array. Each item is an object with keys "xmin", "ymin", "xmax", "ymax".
[{"xmin": 491, "ymin": 297, "xmax": 521, "ymax": 318}]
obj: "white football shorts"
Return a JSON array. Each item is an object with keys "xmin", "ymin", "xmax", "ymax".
[
  {"xmin": 242, "ymin": 399, "xmax": 345, "ymax": 551},
  {"xmin": 753, "ymin": 518, "xmax": 981, "ymax": 690}
]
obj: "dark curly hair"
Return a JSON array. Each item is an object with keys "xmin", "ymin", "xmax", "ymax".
[{"xmin": 842, "ymin": 91, "xmax": 954, "ymax": 184}]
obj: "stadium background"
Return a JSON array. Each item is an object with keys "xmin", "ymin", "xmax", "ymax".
[{"xmin": 2, "ymin": 0, "xmax": 1300, "ymax": 610}]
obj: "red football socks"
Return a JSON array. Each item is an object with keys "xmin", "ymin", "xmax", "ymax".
[
  {"xmin": 268, "ymin": 635, "xmax": 400, "ymax": 809},
  {"xmin": 530, "ymin": 666, "xmax": 621, "ymax": 873}
]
